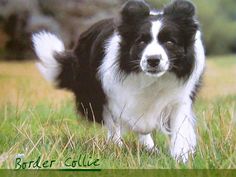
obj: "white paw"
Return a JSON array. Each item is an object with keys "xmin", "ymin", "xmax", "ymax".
[
  {"xmin": 114, "ymin": 138, "xmax": 124, "ymax": 147},
  {"xmin": 107, "ymin": 135, "xmax": 123, "ymax": 147},
  {"xmin": 171, "ymin": 134, "xmax": 196, "ymax": 163},
  {"xmin": 139, "ymin": 134, "xmax": 159, "ymax": 153},
  {"xmin": 145, "ymin": 146, "xmax": 160, "ymax": 154}
]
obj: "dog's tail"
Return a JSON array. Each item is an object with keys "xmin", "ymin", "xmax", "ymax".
[{"xmin": 32, "ymin": 31, "xmax": 77, "ymax": 91}]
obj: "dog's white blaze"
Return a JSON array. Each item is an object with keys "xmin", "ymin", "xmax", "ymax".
[
  {"xmin": 150, "ymin": 10, "xmax": 163, "ymax": 16},
  {"xmin": 32, "ymin": 31, "xmax": 64, "ymax": 83},
  {"xmin": 140, "ymin": 20, "xmax": 169, "ymax": 75}
]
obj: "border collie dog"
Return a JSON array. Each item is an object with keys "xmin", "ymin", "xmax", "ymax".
[{"xmin": 33, "ymin": 0, "xmax": 205, "ymax": 162}]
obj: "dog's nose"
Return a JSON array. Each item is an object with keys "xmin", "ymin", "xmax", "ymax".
[{"xmin": 147, "ymin": 55, "xmax": 161, "ymax": 67}]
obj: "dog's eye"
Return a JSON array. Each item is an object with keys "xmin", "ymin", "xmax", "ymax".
[
  {"xmin": 137, "ymin": 34, "xmax": 150, "ymax": 45},
  {"xmin": 136, "ymin": 39, "xmax": 147, "ymax": 46},
  {"xmin": 139, "ymin": 41, "xmax": 146, "ymax": 45},
  {"xmin": 165, "ymin": 41, "xmax": 175, "ymax": 48}
]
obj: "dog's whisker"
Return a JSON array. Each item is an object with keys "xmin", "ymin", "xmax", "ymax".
[
  {"xmin": 169, "ymin": 64, "xmax": 180, "ymax": 69},
  {"xmin": 169, "ymin": 58, "xmax": 179, "ymax": 61},
  {"xmin": 129, "ymin": 61, "xmax": 140, "ymax": 64}
]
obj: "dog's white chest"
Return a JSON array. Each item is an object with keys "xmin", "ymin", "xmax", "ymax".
[{"xmin": 102, "ymin": 72, "xmax": 182, "ymax": 134}]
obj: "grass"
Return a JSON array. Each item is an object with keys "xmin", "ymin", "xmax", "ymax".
[{"xmin": 0, "ymin": 55, "xmax": 235, "ymax": 169}]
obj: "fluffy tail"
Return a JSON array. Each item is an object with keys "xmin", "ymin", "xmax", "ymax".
[{"xmin": 32, "ymin": 31, "xmax": 77, "ymax": 90}]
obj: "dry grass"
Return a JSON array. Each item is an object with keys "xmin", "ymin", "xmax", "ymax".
[
  {"xmin": 200, "ymin": 55, "xmax": 236, "ymax": 100},
  {"xmin": 0, "ymin": 61, "xmax": 72, "ymax": 107}
]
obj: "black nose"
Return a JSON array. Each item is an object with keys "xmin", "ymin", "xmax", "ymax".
[{"xmin": 147, "ymin": 55, "xmax": 161, "ymax": 67}]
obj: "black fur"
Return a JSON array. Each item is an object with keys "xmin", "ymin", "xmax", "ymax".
[
  {"xmin": 117, "ymin": 1, "xmax": 151, "ymax": 75},
  {"xmin": 55, "ymin": 19, "xmax": 115, "ymax": 123},
  {"xmin": 162, "ymin": 0, "xmax": 199, "ymax": 79}
]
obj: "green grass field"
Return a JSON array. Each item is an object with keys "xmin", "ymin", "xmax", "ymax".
[{"xmin": 0, "ymin": 56, "xmax": 235, "ymax": 169}]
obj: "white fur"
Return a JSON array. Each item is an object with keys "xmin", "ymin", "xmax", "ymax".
[
  {"xmin": 98, "ymin": 19, "xmax": 205, "ymax": 162},
  {"xmin": 150, "ymin": 10, "xmax": 163, "ymax": 16},
  {"xmin": 32, "ymin": 31, "xmax": 64, "ymax": 83},
  {"xmin": 140, "ymin": 21, "xmax": 169, "ymax": 77}
]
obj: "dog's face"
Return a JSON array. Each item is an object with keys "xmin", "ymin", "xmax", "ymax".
[{"xmin": 118, "ymin": 0, "xmax": 198, "ymax": 78}]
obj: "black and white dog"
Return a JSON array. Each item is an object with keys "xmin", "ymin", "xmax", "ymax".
[{"xmin": 32, "ymin": 0, "xmax": 205, "ymax": 162}]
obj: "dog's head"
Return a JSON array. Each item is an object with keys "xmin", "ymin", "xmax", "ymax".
[{"xmin": 117, "ymin": 0, "xmax": 199, "ymax": 78}]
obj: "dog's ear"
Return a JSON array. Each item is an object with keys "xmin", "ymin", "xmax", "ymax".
[
  {"xmin": 163, "ymin": 0, "xmax": 198, "ymax": 46},
  {"xmin": 121, "ymin": 0, "xmax": 150, "ymax": 23},
  {"xmin": 117, "ymin": 1, "xmax": 150, "ymax": 39},
  {"xmin": 164, "ymin": 0, "xmax": 196, "ymax": 19}
]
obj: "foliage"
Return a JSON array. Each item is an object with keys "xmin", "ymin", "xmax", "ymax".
[{"xmin": 0, "ymin": 0, "xmax": 235, "ymax": 57}]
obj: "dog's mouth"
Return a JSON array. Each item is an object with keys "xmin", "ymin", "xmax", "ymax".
[
  {"xmin": 140, "ymin": 59, "xmax": 170, "ymax": 77},
  {"xmin": 146, "ymin": 68, "xmax": 162, "ymax": 74},
  {"xmin": 145, "ymin": 68, "xmax": 167, "ymax": 77}
]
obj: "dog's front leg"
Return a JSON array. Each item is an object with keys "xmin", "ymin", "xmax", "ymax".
[
  {"xmin": 103, "ymin": 107, "xmax": 123, "ymax": 146},
  {"xmin": 107, "ymin": 124, "xmax": 123, "ymax": 147},
  {"xmin": 170, "ymin": 101, "xmax": 196, "ymax": 163},
  {"xmin": 139, "ymin": 134, "xmax": 159, "ymax": 153}
]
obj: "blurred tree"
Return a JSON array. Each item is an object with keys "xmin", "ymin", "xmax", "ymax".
[
  {"xmin": 194, "ymin": 0, "xmax": 236, "ymax": 55},
  {"xmin": 0, "ymin": 0, "xmax": 236, "ymax": 59},
  {"xmin": 0, "ymin": 0, "xmax": 121, "ymax": 60}
]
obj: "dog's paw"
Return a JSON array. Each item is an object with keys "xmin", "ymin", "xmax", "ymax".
[
  {"xmin": 146, "ymin": 146, "xmax": 160, "ymax": 154},
  {"xmin": 171, "ymin": 135, "xmax": 196, "ymax": 163},
  {"xmin": 107, "ymin": 137, "xmax": 123, "ymax": 147}
]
